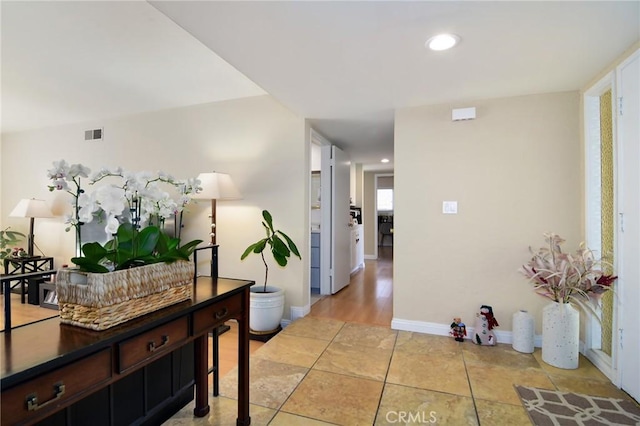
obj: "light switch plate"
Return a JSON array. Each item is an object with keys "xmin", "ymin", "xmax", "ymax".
[{"xmin": 443, "ymin": 201, "xmax": 458, "ymax": 214}]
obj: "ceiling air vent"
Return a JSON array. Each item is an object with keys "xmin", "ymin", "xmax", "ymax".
[{"xmin": 84, "ymin": 128, "xmax": 103, "ymax": 141}]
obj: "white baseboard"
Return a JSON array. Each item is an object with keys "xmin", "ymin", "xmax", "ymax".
[
  {"xmin": 364, "ymin": 254, "xmax": 377, "ymax": 260},
  {"xmin": 585, "ymin": 348, "xmax": 614, "ymax": 381},
  {"xmin": 391, "ymin": 317, "xmax": 543, "ymax": 347},
  {"xmin": 285, "ymin": 304, "xmax": 310, "ymax": 328}
]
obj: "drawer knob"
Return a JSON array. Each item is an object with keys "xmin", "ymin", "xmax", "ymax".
[
  {"xmin": 215, "ymin": 307, "xmax": 229, "ymax": 319},
  {"xmin": 26, "ymin": 382, "xmax": 65, "ymax": 411},
  {"xmin": 148, "ymin": 335, "xmax": 170, "ymax": 352}
]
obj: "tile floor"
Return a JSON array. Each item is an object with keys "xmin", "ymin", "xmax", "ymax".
[{"xmin": 165, "ymin": 316, "xmax": 635, "ymax": 425}]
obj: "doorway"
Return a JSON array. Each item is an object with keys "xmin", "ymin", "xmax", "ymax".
[
  {"xmin": 583, "ymin": 49, "xmax": 640, "ymax": 402},
  {"xmin": 375, "ymin": 174, "xmax": 394, "ymax": 260}
]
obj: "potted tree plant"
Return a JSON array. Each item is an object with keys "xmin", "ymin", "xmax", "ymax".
[{"xmin": 241, "ymin": 210, "xmax": 301, "ymax": 335}]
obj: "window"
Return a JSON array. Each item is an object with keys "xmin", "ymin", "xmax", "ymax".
[{"xmin": 377, "ymin": 188, "xmax": 393, "ymax": 211}]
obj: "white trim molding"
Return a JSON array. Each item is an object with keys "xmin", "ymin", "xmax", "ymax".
[
  {"xmin": 391, "ymin": 318, "xmax": 546, "ymax": 347},
  {"xmin": 289, "ymin": 304, "xmax": 310, "ymax": 323}
]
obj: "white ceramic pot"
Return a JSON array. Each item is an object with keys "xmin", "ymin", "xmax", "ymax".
[
  {"xmin": 249, "ymin": 286, "xmax": 285, "ymax": 332},
  {"xmin": 542, "ymin": 302, "xmax": 579, "ymax": 369}
]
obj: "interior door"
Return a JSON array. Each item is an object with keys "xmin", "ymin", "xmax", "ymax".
[
  {"xmin": 320, "ymin": 145, "xmax": 351, "ymax": 294},
  {"xmin": 617, "ymin": 50, "xmax": 639, "ymax": 402}
]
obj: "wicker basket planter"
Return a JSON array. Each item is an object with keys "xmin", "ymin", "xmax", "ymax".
[{"xmin": 55, "ymin": 261, "xmax": 194, "ymax": 331}]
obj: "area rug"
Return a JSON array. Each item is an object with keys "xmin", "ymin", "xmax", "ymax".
[{"xmin": 516, "ymin": 386, "xmax": 640, "ymax": 426}]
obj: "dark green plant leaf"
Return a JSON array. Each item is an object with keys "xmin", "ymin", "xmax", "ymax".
[
  {"xmin": 116, "ymin": 222, "xmax": 135, "ymax": 243},
  {"xmin": 134, "ymin": 226, "xmax": 160, "ymax": 257},
  {"xmin": 178, "ymin": 239, "xmax": 202, "ymax": 257},
  {"xmin": 70, "ymin": 257, "xmax": 110, "ymax": 273},
  {"xmin": 273, "ymin": 251, "xmax": 287, "ymax": 267},
  {"xmin": 253, "ymin": 239, "xmax": 268, "ymax": 253},
  {"xmin": 262, "ymin": 210, "xmax": 274, "ymax": 232},
  {"xmin": 272, "ymin": 235, "xmax": 290, "ymax": 258},
  {"xmin": 277, "ymin": 231, "xmax": 301, "ymax": 259},
  {"xmin": 81, "ymin": 241, "xmax": 108, "ymax": 262}
]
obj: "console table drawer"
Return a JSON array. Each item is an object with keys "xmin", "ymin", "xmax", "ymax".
[
  {"xmin": 118, "ymin": 316, "xmax": 189, "ymax": 373},
  {"xmin": 2, "ymin": 348, "xmax": 112, "ymax": 425},
  {"xmin": 193, "ymin": 295, "xmax": 242, "ymax": 334}
]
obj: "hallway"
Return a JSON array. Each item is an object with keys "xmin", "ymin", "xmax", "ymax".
[{"xmin": 309, "ymin": 246, "xmax": 393, "ymax": 326}]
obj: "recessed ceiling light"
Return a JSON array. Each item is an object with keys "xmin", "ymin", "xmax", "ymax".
[
  {"xmin": 381, "ymin": 158, "xmax": 390, "ymax": 163},
  {"xmin": 426, "ymin": 33, "xmax": 460, "ymax": 51}
]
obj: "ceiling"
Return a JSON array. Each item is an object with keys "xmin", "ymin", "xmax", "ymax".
[{"xmin": 2, "ymin": 2, "xmax": 639, "ymax": 172}]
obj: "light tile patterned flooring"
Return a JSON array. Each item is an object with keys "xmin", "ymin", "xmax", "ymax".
[{"xmin": 165, "ymin": 316, "xmax": 634, "ymax": 425}]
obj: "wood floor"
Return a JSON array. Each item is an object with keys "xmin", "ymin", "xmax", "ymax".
[{"xmin": 309, "ymin": 245, "xmax": 393, "ymax": 326}]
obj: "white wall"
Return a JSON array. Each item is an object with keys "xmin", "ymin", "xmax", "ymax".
[
  {"xmin": 394, "ymin": 91, "xmax": 581, "ymax": 332},
  {"xmin": 1, "ymin": 95, "xmax": 309, "ymax": 317}
]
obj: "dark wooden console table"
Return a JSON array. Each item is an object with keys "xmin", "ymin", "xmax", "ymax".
[{"xmin": 1, "ymin": 276, "xmax": 253, "ymax": 426}]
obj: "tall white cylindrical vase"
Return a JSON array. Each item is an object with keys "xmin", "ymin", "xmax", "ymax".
[
  {"xmin": 512, "ymin": 310, "xmax": 535, "ymax": 353},
  {"xmin": 542, "ymin": 302, "xmax": 579, "ymax": 369}
]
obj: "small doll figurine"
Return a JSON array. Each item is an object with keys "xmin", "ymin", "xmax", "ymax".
[
  {"xmin": 449, "ymin": 317, "xmax": 467, "ymax": 342},
  {"xmin": 473, "ymin": 305, "xmax": 499, "ymax": 346}
]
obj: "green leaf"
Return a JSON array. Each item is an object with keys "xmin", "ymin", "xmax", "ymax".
[
  {"xmin": 241, "ymin": 238, "xmax": 269, "ymax": 260},
  {"xmin": 116, "ymin": 223, "xmax": 135, "ymax": 243},
  {"xmin": 134, "ymin": 226, "xmax": 160, "ymax": 256},
  {"xmin": 70, "ymin": 257, "xmax": 109, "ymax": 273},
  {"xmin": 262, "ymin": 210, "xmax": 274, "ymax": 232},
  {"xmin": 254, "ymin": 239, "xmax": 267, "ymax": 253},
  {"xmin": 81, "ymin": 242, "xmax": 108, "ymax": 263},
  {"xmin": 178, "ymin": 239, "xmax": 202, "ymax": 256},
  {"xmin": 155, "ymin": 232, "xmax": 171, "ymax": 254},
  {"xmin": 273, "ymin": 251, "xmax": 287, "ymax": 267},
  {"xmin": 277, "ymin": 231, "xmax": 301, "ymax": 259},
  {"xmin": 272, "ymin": 235, "xmax": 290, "ymax": 258}
]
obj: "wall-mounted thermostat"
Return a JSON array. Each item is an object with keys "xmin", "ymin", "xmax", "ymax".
[{"xmin": 443, "ymin": 201, "xmax": 458, "ymax": 214}]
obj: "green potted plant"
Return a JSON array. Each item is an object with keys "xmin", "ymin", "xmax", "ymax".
[
  {"xmin": 0, "ymin": 227, "xmax": 26, "ymax": 260},
  {"xmin": 241, "ymin": 210, "xmax": 301, "ymax": 333},
  {"xmin": 48, "ymin": 160, "xmax": 204, "ymax": 330}
]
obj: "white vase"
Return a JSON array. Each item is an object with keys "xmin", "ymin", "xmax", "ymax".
[
  {"xmin": 542, "ymin": 302, "xmax": 579, "ymax": 369},
  {"xmin": 249, "ymin": 286, "xmax": 285, "ymax": 332},
  {"xmin": 512, "ymin": 310, "xmax": 535, "ymax": 353}
]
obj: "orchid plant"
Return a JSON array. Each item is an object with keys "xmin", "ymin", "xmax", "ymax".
[
  {"xmin": 519, "ymin": 233, "xmax": 617, "ymax": 314},
  {"xmin": 47, "ymin": 160, "xmax": 202, "ymax": 272}
]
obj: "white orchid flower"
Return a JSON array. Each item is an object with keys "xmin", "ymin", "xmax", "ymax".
[
  {"xmin": 69, "ymin": 163, "xmax": 91, "ymax": 178},
  {"xmin": 47, "ymin": 159, "xmax": 70, "ymax": 180},
  {"xmin": 104, "ymin": 216, "xmax": 120, "ymax": 235},
  {"xmin": 51, "ymin": 179, "xmax": 69, "ymax": 191},
  {"xmin": 95, "ymin": 185, "xmax": 126, "ymax": 218}
]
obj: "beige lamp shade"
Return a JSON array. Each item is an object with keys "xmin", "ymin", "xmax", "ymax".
[
  {"xmin": 191, "ymin": 172, "xmax": 241, "ymax": 246},
  {"xmin": 9, "ymin": 198, "xmax": 53, "ymax": 256},
  {"xmin": 9, "ymin": 198, "xmax": 53, "ymax": 218},
  {"xmin": 192, "ymin": 172, "xmax": 242, "ymax": 200}
]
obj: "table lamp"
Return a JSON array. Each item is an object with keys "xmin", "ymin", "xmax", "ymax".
[
  {"xmin": 9, "ymin": 198, "xmax": 53, "ymax": 257},
  {"xmin": 191, "ymin": 172, "xmax": 241, "ymax": 336},
  {"xmin": 191, "ymin": 172, "xmax": 242, "ymax": 245}
]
